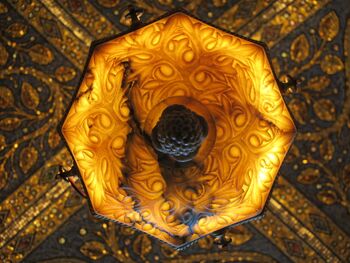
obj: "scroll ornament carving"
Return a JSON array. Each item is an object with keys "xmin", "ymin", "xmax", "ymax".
[{"xmin": 62, "ymin": 13, "xmax": 296, "ymax": 247}]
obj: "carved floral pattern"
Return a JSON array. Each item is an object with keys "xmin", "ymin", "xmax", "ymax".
[{"xmin": 62, "ymin": 12, "xmax": 296, "ymax": 248}]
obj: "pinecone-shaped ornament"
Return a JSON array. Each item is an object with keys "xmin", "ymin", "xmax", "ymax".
[{"xmin": 151, "ymin": 104, "xmax": 208, "ymax": 162}]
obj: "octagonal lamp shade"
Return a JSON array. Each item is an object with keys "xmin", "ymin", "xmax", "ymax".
[{"xmin": 61, "ymin": 11, "xmax": 296, "ymax": 249}]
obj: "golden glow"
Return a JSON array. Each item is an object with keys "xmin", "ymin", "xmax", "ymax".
[{"xmin": 62, "ymin": 12, "xmax": 296, "ymax": 248}]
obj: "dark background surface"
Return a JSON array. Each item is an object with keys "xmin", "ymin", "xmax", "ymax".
[{"xmin": 0, "ymin": 0, "xmax": 349, "ymax": 262}]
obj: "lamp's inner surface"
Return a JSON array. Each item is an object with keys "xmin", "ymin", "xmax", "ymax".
[{"xmin": 61, "ymin": 12, "xmax": 296, "ymax": 249}]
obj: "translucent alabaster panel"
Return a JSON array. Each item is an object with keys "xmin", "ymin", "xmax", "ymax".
[{"xmin": 62, "ymin": 12, "xmax": 296, "ymax": 248}]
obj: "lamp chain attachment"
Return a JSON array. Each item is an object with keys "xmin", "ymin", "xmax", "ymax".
[
  {"xmin": 125, "ymin": 5, "xmax": 144, "ymax": 29},
  {"xmin": 56, "ymin": 165, "xmax": 87, "ymax": 198},
  {"xmin": 212, "ymin": 228, "xmax": 232, "ymax": 249},
  {"xmin": 278, "ymin": 74, "xmax": 301, "ymax": 94}
]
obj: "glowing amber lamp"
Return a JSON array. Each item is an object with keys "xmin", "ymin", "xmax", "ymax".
[{"xmin": 61, "ymin": 11, "xmax": 296, "ymax": 249}]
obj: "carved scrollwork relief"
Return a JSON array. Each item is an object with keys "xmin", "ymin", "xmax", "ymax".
[{"xmin": 62, "ymin": 12, "xmax": 296, "ymax": 248}]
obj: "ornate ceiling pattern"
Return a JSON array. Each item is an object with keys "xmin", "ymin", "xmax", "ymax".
[{"xmin": 0, "ymin": 0, "xmax": 349, "ymax": 262}]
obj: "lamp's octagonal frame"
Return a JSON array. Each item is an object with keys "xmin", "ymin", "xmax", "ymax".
[{"xmin": 60, "ymin": 10, "xmax": 296, "ymax": 250}]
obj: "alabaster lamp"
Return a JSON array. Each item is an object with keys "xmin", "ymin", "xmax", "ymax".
[{"xmin": 59, "ymin": 9, "xmax": 296, "ymax": 249}]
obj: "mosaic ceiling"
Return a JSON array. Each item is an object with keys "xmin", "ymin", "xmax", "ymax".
[{"xmin": 0, "ymin": 0, "xmax": 349, "ymax": 262}]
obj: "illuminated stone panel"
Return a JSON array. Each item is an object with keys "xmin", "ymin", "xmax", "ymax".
[{"xmin": 61, "ymin": 12, "xmax": 296, "ymax": 248}]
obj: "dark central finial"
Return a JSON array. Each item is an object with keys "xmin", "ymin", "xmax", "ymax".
[{"xmin": 151, "ymin": 105, "xmax": 208, "ymax": 162}]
